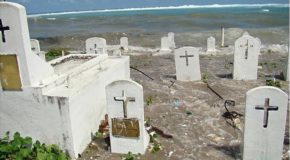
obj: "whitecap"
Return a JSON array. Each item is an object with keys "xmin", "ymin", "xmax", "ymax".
[
  {"xmin": 47, "ymin": 17, "xmax": 56, "ymax": 20},
  {"xmin": 261, "ymin": 9, "xmax": 270, "ymax": 12},
  {"xmin": 28, "ymin": 3, "xmax": 289, "ymax": 18}
]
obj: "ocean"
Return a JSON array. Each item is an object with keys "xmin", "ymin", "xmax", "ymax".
[{"xmin": 27, "ymin": 4, "xmax": 289, "ymax": 50}]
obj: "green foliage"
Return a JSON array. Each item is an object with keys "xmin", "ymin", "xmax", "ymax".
[
  {"xmin": 145, "ymin": 95, "xmax": 153, "ymax": 106},
  {"xmin": 0, "ymin": 132, "xmax": 69, "ymax": 160},
  {"xmin": 46, "ymin": 48, "xmax": 69, "ymax": 61},
  {"xmin": 266, "ymin": 79, "xmax": 281, "ymax": 88},
  {"xmin": 94, "ymin": 132, "xmax": 103, "ymax": 139},
  {"xmin": 149, "ymin": 142, "xmax": 161, "ymax": 153},
  {"xmin": 202, "ymin": 73, "xmax": 209, "ymax": 83},
  {"xmin": 121, "ymin": 151, "xmax": 135, "ymax": 160}
]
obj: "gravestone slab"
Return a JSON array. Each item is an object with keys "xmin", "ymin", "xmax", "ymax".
[
  {"xmin": 160, "ymin": 36, "xmax": 170, "ymax": 51},
  {"xmin": 233, "ymin": 32, "xmax": 260, "ymax": 80},
  {"xmin": 207, "ymin": 36, "xmax": 216, "ymax": 52},
  {"xmin": 85, "ymin": 37, "xmax": 107, "ymax": 54},
  {"xmin": 168, "ymin": 32, "xmax": 176, "ymax": 49},
  {"xmin": 30, "ymin": 39, "xmax": 45, "ymax": 60},
  {"xmin": 243, "ymin": 86, "xmax": 288, "ymax": 160},
  {"xmin": 30, "ymin": 39, "xmax": 40, "ymax": 53},
  {"xmin": 106, "ymin": 79, "xmax": 149, "ymax": 154},
  {"xmin": 175, "ymin": 47, "xmax": 201, "ymax": 81},
  {"xmin": 0, "ymin": 2, "xmax": 53, "ymax": 87},
  {"xmin": 120, "ymin": 37, "xmax": 128, "ymax": 52}
]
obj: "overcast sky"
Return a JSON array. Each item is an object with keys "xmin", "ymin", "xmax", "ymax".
[{"xmin": 9, "ymin": 0, "xmax": 289, "ymax": 14}]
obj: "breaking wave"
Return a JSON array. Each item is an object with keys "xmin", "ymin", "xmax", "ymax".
[{"xmin": 28, "ymin": 3, "xmax": 289, "ymax": 17}]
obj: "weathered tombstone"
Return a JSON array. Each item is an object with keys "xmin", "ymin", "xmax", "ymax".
[
  {"xmin": 0, "ymin": 2, "xmax": 53, "ymax": 89},
  {"xmin": 175, "ymin": 47, "xmax": 201, "ymax": 81},
  {"xmin": 243, "ymin": 86, "xmax": 288, "ymax": 160},
  {"xmin": 120, "ymin": 37, "xmax": 128, "ymax": 52},
  {"xmin": 221, "ymin": 26, "xmax": 225, "ymax": 47},
  {"xmin": 106, "ymin": 79, "xmax": 149, "ymax": 154},
  {"xmin": 233, "ymin": 32, "xmax": 260, "ymax": 80},
  {"xmin": 168, "ymin": 32, "xmax": 176, "ymax": 49},
  {"xmin": 207, "ymin": 36, "xmax": 216, "ymax": 52},
  {"xmin": 160, "ymin": 36, "xmax": 170, "ymax": 52},
  {"xmin": 85, "ymin": 37, "xmax": 107, "ymax": 54},
  {"xmin": 30, "ymin": 39, "xmax": 40, "ymax": 53},
  {"xmin": 30, "ymin": 39, "xmax": 46, "ymax": 60}
]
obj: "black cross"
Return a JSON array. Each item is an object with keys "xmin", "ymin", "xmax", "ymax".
[
  {"xmin": 255, "ymin": 98, "xmax": 278, "ymax": 128},
  {"xmin": 240, "ymin": 40, "xmax": 253, "ymax": 60},
  {"xmin": 180, "ymin": 51, "xmax": 194, "ymax": 66},
  {"xmin": 114, "ymin": 90, "xmax": 135, "ymax": 118},
  {"xmin": 0, "ymin": 19, "xmax": 10, "ymax": 43}
]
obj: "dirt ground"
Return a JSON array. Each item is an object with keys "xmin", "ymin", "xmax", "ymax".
[{"xmin": 78, "ymin": 49, "xmax": 289, "ymax": 160}]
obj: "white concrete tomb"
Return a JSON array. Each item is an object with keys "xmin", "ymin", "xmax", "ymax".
[
  {"xmin": 120, "ymin": 37, "xmax": 129, "ymax": 52},
  {"xmin": 160, "ymin": 36, "xmax": 170, "ymax": 52},
  {"xmin": 106, "ymin": 79, "xmax": 149, "ymax": 154},
  {"xmin": 233, "ymin": 32, "xmax": 260, "ymax": 80},
  {"xmin": 207, "ymin": 36, "xmax": 216, "ymax": 52},
  {"xmin": 243, "ymin": 86, "xmax": 288, "ymax": 160},
  {"xmin": 85, "ymin": 37, "xmax": 107, "ymax": 54},
  {"xmin": 168, "ymin": 32, "xmax": 176, "ymax": 49},
  {"xmin": 175, "ymin": 47, "xmax": 201, "ymax": 81},
  {"xmin": 0, "ymin": 2, "xmax": 130, "ymax": 158}
]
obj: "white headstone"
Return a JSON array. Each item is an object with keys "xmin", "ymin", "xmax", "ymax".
[
  {"xmin": 30, "ymin": 39, "xmax": 40, "ymax": 53},
  {"xmin": 0, "ymin": 2, "xmax": 54, "ymax": 87},
  {"xmin": 85, "ymin": 37, "xmax": 107, "ymax": 54},
  {"xmin": 168, "ymin": 32, "xmax": 176, "ymax": 49},
  {"xmin": 120, "ymin": 37, "xmax": 128, "ymax": 52},
  {"xmin": 233, "ymin": 32, "xmax": 260, "ymax": 80},
  {"xmin": 243, "ymin": 86, "xmax": 288, "ymax": 160},
  {"xmin": 207, "ymin": 36, "xmax": 216, "ymax": 52},
  {"xmin": 175, "ymin": 47, "xmax": 201, "ymax": 81},
  {"xmin": 106, "ymin": 79, "xmax": 149, "ymax": 154},
  {"xmin": 30, "ymin": 39, "xmax": 46, "ymax": 60},
  {"xmin": 160, "ymin": 36, "xmax": 170, "ymax": 51}
]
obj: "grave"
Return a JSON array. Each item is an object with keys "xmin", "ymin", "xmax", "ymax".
[
  {"xmin": 85, "ymin": 37, "xmax": 107, "ymax": 54},
  {"xmin": 243, "ymin": 86, "xmax": 288, "ymax": 159},
  {"xmin": 0, "ymin": 2, "xmax": 130, "ymax": 158},
  {"xmin": 120, "ymin": 37, "xmax": 129, "ymax": 52},
  {"xmin": 175, "ymin": 46, "xmax": 201, "ymax": 81},
  {"xmin": 30, "ymin": 39, "xmax": 45, "ymax": 60},
  {"xmin": 168, "ymin": 32, "xmax": 176, "ymax": 49},
  {"xmin": 106, "ymin": 79, "xmax": 149, "ymax": 154},
  {"xmin": 160, "ymin": 36, "xmax": 171, "ymax": 52},
  {"xmin": 233, "ymin": 32, "xmax": 260, "ymax": 80},
  {"xmin": 207, "ymin": 36, "xmax": 216, "ymax": 53}
]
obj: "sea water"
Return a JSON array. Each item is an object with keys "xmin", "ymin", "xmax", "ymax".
[{"xmin": 27, "ymin": 4, "xmax": 289, "ymax": 49}]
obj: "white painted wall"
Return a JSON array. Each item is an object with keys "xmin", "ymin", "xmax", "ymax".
[{"xmin": 0, "ymin": 88, "xmax": 75, "ymax": 155}]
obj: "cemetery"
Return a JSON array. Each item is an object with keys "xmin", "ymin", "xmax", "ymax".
[{"xmin": 0, "ymin": 1, "xmax": 289, "ymax": 160}]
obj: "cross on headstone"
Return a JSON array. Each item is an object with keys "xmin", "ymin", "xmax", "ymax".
[
  {"xmin": 114, "ymin": 90, "xmax": 135, "ymax": 118},
  {"xmin": 179, "ymin": 51, "xmax": 194, "ymax": 66},
  {"xmin": 0, "ymin": 19, "xmax": 10, "ymax": 43},
  {"xmin": 255, "ymin": 98, "xmax": 278, "ymax": 128},
  {"xmin": 90, "ymin": 44, "xmax": 98, "ymax": 54},
  {"xmin": 240, "ymin": 40, "xmax": 253, "ymax": 59}
]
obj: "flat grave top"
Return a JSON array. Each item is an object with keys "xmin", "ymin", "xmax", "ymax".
[{"xmin": 50, "ymin": 55, "xmax": 97, "ymax": 74}]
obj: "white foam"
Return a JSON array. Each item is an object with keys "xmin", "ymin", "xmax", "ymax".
[
  {"xmin": 28, "ymin": 3, "xmax": 289, "ymax": 18},
  {"xmin": 261, "ymin": 9, "xmax": 270, "ymax": 12}
]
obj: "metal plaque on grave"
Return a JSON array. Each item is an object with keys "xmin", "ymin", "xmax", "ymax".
[
  {"xmin": 0, "ymin": 55, "xmax": 22, "ymax": 90},
  {"xmin": 111, "ymin": 118, "xmax": 140, "ymax": 138}
]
